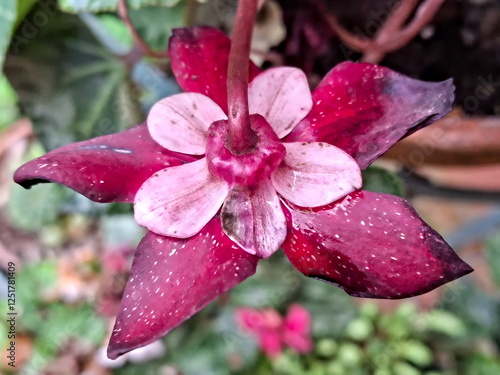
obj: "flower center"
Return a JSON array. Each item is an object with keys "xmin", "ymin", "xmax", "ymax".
[{"xmin": 206, "ymin": 114, "xmax": 286, "ymax": 186}]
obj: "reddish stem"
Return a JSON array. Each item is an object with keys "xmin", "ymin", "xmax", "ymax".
[
  {"xmin": 226, "ymin": 0, "xmax": 258, "ymax": 153},
  {"xmin": 318, "ymin": 0, "xmax": 444, "ymax": 64},
  {"xmin": 118, "ymin": 0, "xmax": 169, "ymax": 59}
]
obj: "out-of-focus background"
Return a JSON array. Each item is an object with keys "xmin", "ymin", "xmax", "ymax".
[{"xmin": 1, "ymin": 0, "xmax": 500, "ymax": 374}]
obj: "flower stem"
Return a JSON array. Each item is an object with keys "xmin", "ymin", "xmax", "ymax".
[{"xmin": 226, "ymin": 0, "xmax": 258, "ymax": 153}]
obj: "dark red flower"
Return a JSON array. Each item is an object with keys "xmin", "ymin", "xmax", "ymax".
[{"xmin": 13, "ymin": 26, "xmax": 472, "ymax": 359}]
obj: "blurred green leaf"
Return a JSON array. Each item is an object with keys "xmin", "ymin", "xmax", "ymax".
[
  {"xmin": 101, "ymin": 214, "xmax": 144, "ymax": 246},
  {"xmin": 58, "ymin": 0, "xmax": 182, "ymax": 13},
  {"xmin": 0, "ymin": 0, "xmax": 16, "ymax": 68},
  {"xmin": 392, "ymin": 361, "xmax": 421, "ymax": 375},
  {"xmin": 441, "ymin": 282, "xmax": 497, "ymax": 339},
  {"xmin": 27, "ymin": 303, "xmax": 106, "ymax": 371},
  {"xmin": 128, "ymin": 3, "xmax": 186, "ymax": 51},
  {"xmin": 5, "ymin": 6, "xmax": 127, "ymax": 151},
  {"xmin": 420, "ymin": 310, "xmax": 467, "ymax": 338},
  {"xmin": 485, "ymin": 234, "xmax": 500, "ymax": 287},
  {"xmin": 463, "ymin": 355, "xmax": 500, "ymax": 375},
  {"xmin": 400, "ymin": 341, "xmax": 433, "ymax": 367},
  {"xmin": 362, "ymin": 165, "xmax": 405, "ymax": 197},
  {"xmin": 17, "ymin": 261, "xmax": 59, "ymax": 330},
  {"xmin": 80, "ymin": 12, "xmax": 133, "ymax": 54},
  {"xmin": 15, "ymin": 0, "xmax": 38, "ymax": 26},
  {"xmin": 344, "ymin": 317, "xmax": 374, "ymax": 341},
  {"xmin": 0, "ymin": 74, "xmax": 19, "ymax": 130},
  {"xmin": 337, "ymin": 342, "xmax": 364, "ymax": 367},
  {"xmin": 8, "ymin": 178, "xmax": 70, "ymax": 231}
]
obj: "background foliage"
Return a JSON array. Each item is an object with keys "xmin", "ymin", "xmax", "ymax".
[{"xmin": 1, "ymin": 0, "xmax": 500, "ymax": 374}]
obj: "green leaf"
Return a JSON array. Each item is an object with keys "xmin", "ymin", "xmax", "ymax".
[
  {"xmin": 58, "ymin": 0, "xmax": 182, "ymax": 13},
  {"xmin": 15, "ymin": 0, "xmax": 38, "ymax": 29},
  {"xmin": 0, "ymin": 74, "xmax": 19, "ymax": 130},
  {"xmin": 8, "ymin": 182, "xmax": 69, "ymax": 231},
  {"xmin": 464, "ymin": 355, "xmax": 500, "ymax": 375},
  {"xmin": 4, "ymin": 6, "xmax": 128, "ymax": 151},
  {"xmin": 0, "ymin": 0, "xmax": 16, "ymax": 68},
  {"xmin": 8, "ymin": 141, "xmax": 71, "ymax": 230},
  {"xmin": 128, "ymin": 3, "xmax": 186, "ymax": 51},
  {"xmin": 420, "ymin": 310, "xmax": 467, "ymax": 338},
  {"xmin": 27, "ymin": 303, "xmax": 106, "ymax": 372},
  {"xmin": 362, "ymin": 166, "xmax": 405, "ymax": 197},
  {"xmin": 485, "ymin": 234, "xmax": 500, "ymax": 287}
]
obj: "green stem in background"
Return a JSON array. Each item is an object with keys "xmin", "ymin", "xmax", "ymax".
[{"xmin": 226, "ymin": 0, "xmax": 258, "ymax": 154}]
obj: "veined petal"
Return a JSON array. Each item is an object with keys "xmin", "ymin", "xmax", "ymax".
[
  {"xmin": 169, "ymin": 26, "xmax": 261, "ymax": 113},
  {"xmin": 221, "ymin": 180, "xmax": 286, "ymax": 258},
  {"xmin": 248, "ymin": 67, "xmax": 312, "ymax": 138},
  {"xmin": 283, "ymin": 191, "xmax": 473, "ymax": 299},
  {"xmin": 147, "ymin": 93, "xmax": 227, "ymax": 155},
  {"xmin": 134, "ymin": 158, "xmax": 228, "ymax": 238},
  {"xmin": 107, "ymin": 221, "xmax": 259, "ymax": 359},
  {"xmin": 286, "ymin": 62, "xmax": 454, "ymax": 169},
  {"xmin": 13, "ymin": 123, "xmax": 195, "ymax": 203},
  {"xmin": 272, "ymin": 142, "xmax": 362, "ymax": 207}
]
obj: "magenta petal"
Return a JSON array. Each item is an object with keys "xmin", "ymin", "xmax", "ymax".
[
  {"xmin": 169, "ymin": 26, "xmax": 261, "ymax": 113},
  {"xmin": 283, "ymin": 191, "xmax": 473, "ymax": 299},
  {"xmin": 107, "ymin": 220, "xmax": 259, "ymax": 359},
  {"xmin": 13, "ymin": 123, "xmax": 195, "ymax": 203},
  {"xmin": 221, "ymin": 181, "xmax": 286, "ymax": 258},
  {"xmin": 285, "ymin": 62, "xmax": 454, "ymax": 169}
]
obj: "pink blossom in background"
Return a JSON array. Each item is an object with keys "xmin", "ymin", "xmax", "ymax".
[{"xmin": 236, "ymin": 304, "xmax": 313, "ymax": 358}]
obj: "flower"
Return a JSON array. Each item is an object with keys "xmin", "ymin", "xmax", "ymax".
[
  {"xmin": 136, "ymin": 60, "xmax": 362, "ymax": 258},
  {"xmin": 236, "ymin": 304, "xmax": 313, "ymax": 358},
  {"xmin": 14, "ymin": 26, "xmax": 472, "ymax": 359}
]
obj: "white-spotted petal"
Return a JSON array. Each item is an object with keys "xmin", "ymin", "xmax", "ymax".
[
  {"xmin": 271, "ymin": 142, "xmax": 362, "ymax": 207},
  {"xmin": 147, "ymin": 93, "xmax": 227, "ymax": 155},
  {"xmin": 248, "ymin": 67, "xmax": 312, "ymax": 139},
  {"xmin": 134, "ymin": 158, "xmax": 229, "ymax": 237},
  {"xmin": 221, "ymin": 180, "xmax": 286, "ymax": 258}
]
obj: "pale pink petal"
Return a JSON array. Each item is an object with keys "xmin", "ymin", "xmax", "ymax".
[
  {"xmin": 147, "ymin": 93, "xmax": 227, "ymax": 155},
  {"xmin": 272, "ymin": 142, "xmax": 362, "ymax": 207},
  {"xmin": 221, "ymin": 180, "xmax": 286, "ymax": 258},
  {"xmin": 134, "ymin": 158, "xmax": 228, "ymax": 238},
  {"xmin": 248, "ymin": 67, "xmax": 312, "ymax": 139}
]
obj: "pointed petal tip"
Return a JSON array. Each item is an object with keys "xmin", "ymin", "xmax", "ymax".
[
  {"xmin": 13, "ymin": 124, "xmax": 195, "ymax": 203},
  {"xmin": 287, "ymin": 63, "xmax": 456, "ymax": 169},
  {"xmin": 109, "ymin": 224, "xmax": 258, "ymax": 358},
  {"xmin": 283, "ymin": 190, "xmax": 473, "ymax": 299},
  {"xmin": 106, "ymin": 342, "xmax": 133, "ymax": 360}
]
